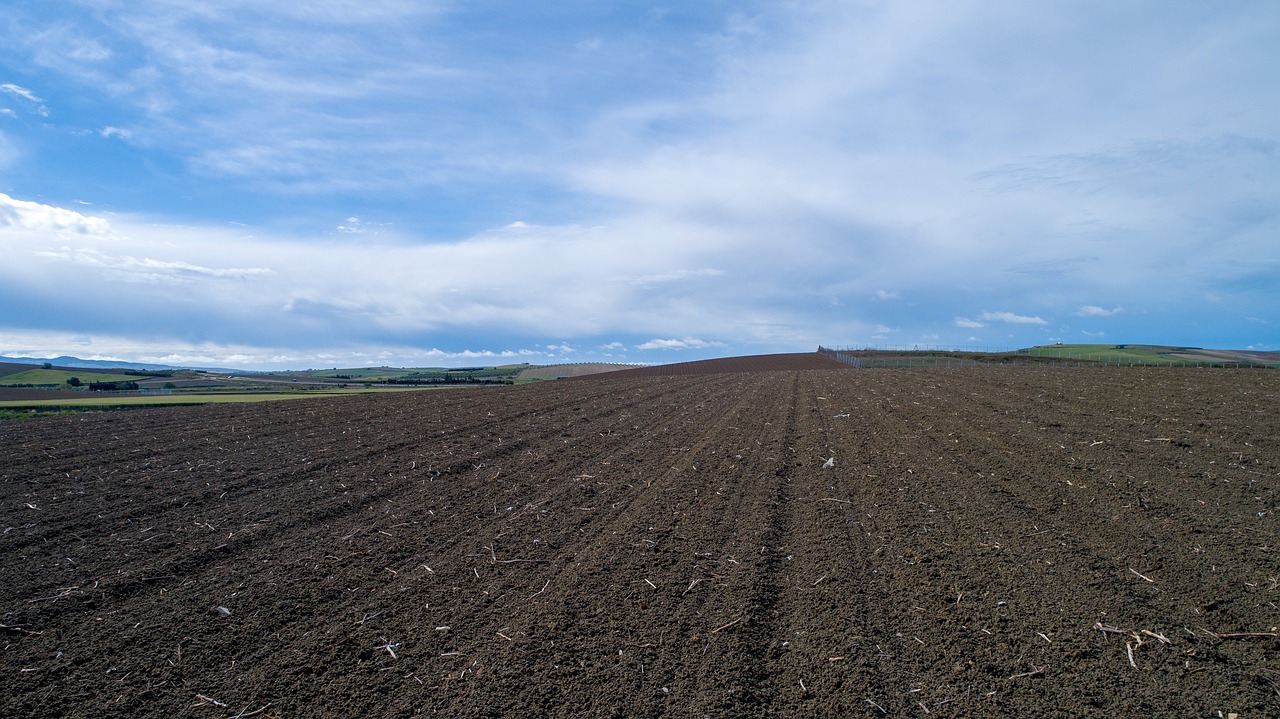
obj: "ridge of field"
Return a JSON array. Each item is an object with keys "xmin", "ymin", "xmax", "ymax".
[
  {"xmin": 823, "ymin": 348, "xmax": 1051, "ymax": 368},
  {"xmin": 0, "ymin": 362, "xmax": 44, "ymax": 378},
  {"xmin": 590, "ymin": 351, "xmax": 849, "ymax": 378},
  {"xmin": 0, "ymin": 361, "xmax": 158, "ymax": 382},
  {"xmin": 0, "ymin": 362, "xmax": 531, "ymax": 409},
  {"xmin": 1024, "ymin": 344, "xmax": 1280, "ymax": 367},
  {"xmin": 2, "ymin": 367, "xmax": 1276, "ymax": 717},
  {"xmin": 247, "ymin": 365, "xmax": 524, "ymax": 383},
  {"xmin": 822, "ymin": 344, "xmax": 1280, "ymax": 369},
  {"xmin": 0, "ymin": 387, "xmax": 446, "ymax": 408},
  {"xmin": 515, "ymin": 362, "xmax": 646, "ymax": 380},
  {"xmin": 0, "ymin": 368, "xmax": 153, "ymax": 386}
]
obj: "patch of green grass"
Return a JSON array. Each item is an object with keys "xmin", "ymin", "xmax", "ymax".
[
  {"xmin": 1024, "ymin": 344, "xmax": 1175, "ymax": 364},
  {"xmin": 0, "ymin": 368, "xmax": 149, "ymax": 386},
  {"xmin": 301, "ymin": 367, "xmax": 420, "ymax": 380},
  {"xmin": 292, "ymin": 365, "xmax": 527, "ymax": 382},
  {"xmin": 1021, "ymin": 344, "xmax": 1269, "ymax": 366}
]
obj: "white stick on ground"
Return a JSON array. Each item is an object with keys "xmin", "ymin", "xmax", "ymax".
[
  {"xmin": 1128, "ymin": 568, "xmax": 1155, "ymax": 583},
  {"xmin": 710, "ymin": 617, "xmax": 743, "ymax": 634},
  {"xmin": 376, "ymin": 641, "xmax": 400, "ymax": 659}
]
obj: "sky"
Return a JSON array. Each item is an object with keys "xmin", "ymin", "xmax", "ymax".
[{"xmin": 1, "ymin": 1, "xmax": 1277, "ymax": 370}]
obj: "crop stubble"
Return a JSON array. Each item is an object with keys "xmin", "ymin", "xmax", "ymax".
[{"xmin": 1, "ymin": 364, "xmax": 1278, "ymax": 717}]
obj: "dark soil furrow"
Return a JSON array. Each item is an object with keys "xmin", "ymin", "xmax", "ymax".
[
  {"xmin": 434, "ymin": 373, "xmax": 793, "ymax": 717},
  {"xmin": 0, "ymin": 378, "xmax": 717, "ymax": 598},
  {"xmin": 2, "ymin": 365, "xmax": 1277, "ymax": 718}
]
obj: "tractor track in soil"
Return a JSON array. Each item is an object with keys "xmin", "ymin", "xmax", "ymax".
[{"xmin": 2, "ymin": 365, "xmax": 1278, "ymax": 717}]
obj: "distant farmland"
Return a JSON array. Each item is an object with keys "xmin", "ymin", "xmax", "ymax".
[
  {"xmin": 821, "ymin": 344, "xmax": 1280, "ymax": 369},
  {"xmin": 515, "ymin": 362, "xmax": 645, "ymax": 380}
]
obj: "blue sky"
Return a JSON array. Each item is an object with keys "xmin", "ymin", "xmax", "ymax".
[{"xmin": 1, "ymin": 1, "xmax": 1276, "ymax": 369}]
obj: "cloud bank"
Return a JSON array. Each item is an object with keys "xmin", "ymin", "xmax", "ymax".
[{"xmin": 0, "ymin": 1, "xmax": 1275, "ymax": 367}]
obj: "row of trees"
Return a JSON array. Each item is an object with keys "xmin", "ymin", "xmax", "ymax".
[
  {"xmin": 381, "ymin": 376, "xmax": 514, "ymax": 386},
  {"xmin": 65, "ymin": 378, "xmax": 140, "ymax": 391}
]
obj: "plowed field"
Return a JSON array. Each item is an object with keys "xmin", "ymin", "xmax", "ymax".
[{"xmin": 2, "ymin": 366, "xmax": 1278, "ymax": 717}]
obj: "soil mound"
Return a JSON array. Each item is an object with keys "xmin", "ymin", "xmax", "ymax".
[{"xmin": 593, "ymin": 351, "xmax": 848, "ymax": 378}]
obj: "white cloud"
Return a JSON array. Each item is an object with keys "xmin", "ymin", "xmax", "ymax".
[
  {"xmin": 0, "ymin": 193, "xmax": 114, "ymax": 237},
  {"xmin": 1076, "ymin": 305, "xmax": 1123, "ymax": 317},
  {"xmin": 35, "ymin": 246, "xmax": 272, "ymax": 285},
  {"xmin": 636, "ymin": 337, "xmax": 723, "ymax": 351},
  {"xmin": 0, "ymin": 328, "xmax": 567, "ymax": 370},
  {"xmin": 0, "ymin": 194, "xmax": 800, "ymax": 348},
  {"xmin": 979, "ymin": 311, "xmax": 1047, "ymax": 325},
  {"xmin": 1, "ymin": 3, "xmax": 1277, "ymax": 358},
  {"xmin": 0, "ymin": 83, "xmax": 48, "ymax": 115},
  {"xmin": 7, "ymin": 3, "xmax": 502, "ymax": 193},
  {"xmin": 100, "ymin": 126, "xmax": 130, "ymax": 139},
  {"xmin": 336, "ymin": 216, "xmax": 393, "ymax": 235},
  {"xmin": 0, "ymin": 81, "xmax": 33, "ymax": 98},
  {"xmin": 623, "ymin": 268, "xmax": 725, "ymax": 286},
  {"xmin": 874, "ymin": 324, "xmax": 898, "ymax": 334},
  {"xmin": 600, "ymin": 341, "xmax": 624, "ymax": 350}
]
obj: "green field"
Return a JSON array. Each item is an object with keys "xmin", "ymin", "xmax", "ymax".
[
  {"xmin": 1023, "ymin": 344, "xmax": 1278, "ymax": 367},
  {"xmin": 264, "ymin": 364, "xmax": 527, "ymax": 383},
  {"xmin": 1025, "ymin": 344, "xmax": 1186, "ymax": 364},
  {"xmin": 0, "ymin": 368, "xmax": 151, "ymax": 385}
]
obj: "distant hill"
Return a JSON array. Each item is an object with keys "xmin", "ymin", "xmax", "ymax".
[
  {"xmin": 0, "ymin": 355, "xmax": 241, "ymax": 373},
  {"xmin": 1, "ymin": 355, "xmax": 181, "ymax": 371}
]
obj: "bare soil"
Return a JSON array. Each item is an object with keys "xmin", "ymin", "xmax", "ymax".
[
  {"xmin": 0, "ymin": 389, "xmax": 79, "ymax": 402},
  {"xmin": 600, "ymin": 352, "xmax": 849, "ymax": 378},
  {"xmin": 2, "ymin": 364, "xmax": 1278, "ymax": 717}
]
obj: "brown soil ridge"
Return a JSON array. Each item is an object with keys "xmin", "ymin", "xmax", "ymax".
[{"xmin": 589, "ymin": 351, "xmax": 849, "ymax": 378}]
